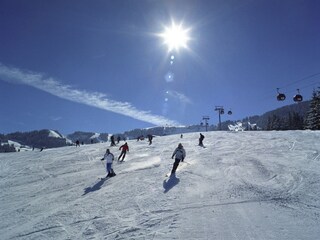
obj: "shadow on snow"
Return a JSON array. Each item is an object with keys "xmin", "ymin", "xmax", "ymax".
[
  {"xmin": 82, "ymin": 178, "xmax": 107, "ymax": 195},
  {"xmin": 163, "ymin": 175, "xmax": 180, "ymax": 193}
]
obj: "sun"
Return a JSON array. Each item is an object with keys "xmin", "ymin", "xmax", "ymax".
[{"xmin": 160, "ymin": 21, "xmax": 190, "ymax": 52}]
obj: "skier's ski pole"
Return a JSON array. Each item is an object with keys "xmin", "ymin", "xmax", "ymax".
[{"xmin": 100, "ymin": 160, "xmax": 105, "ymax": 168}]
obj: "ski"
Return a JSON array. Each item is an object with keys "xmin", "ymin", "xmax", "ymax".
[
  {"xmin": 98, "ymin": 174, "xmax": 116, "ymax": 180},
  {"xmin": 165, "ymin": 161, "xmax": 191, "ymax": 177},
  {"xmin": 98, "ymin": 176, "xmax": 109, "ymax": 180},
  {"xmin": 180, "ymin": 161, "xmax": 191, "ymax": 165}
]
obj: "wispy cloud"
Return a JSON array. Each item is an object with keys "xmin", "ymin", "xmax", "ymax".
[
  {"xmin": 166, "ymin": 90, "xmax": 192, "ymax": 105},
  {"xmin": 50, "ymin": 116, "xmax": 63, "ymax": 121},
  {"xmin": 0, "ymin": 63, "xmax": 180, "ymax": 126}
]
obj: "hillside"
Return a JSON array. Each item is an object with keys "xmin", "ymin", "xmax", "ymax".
[
  {"xmin": 0, "ymin": 130, "xmax": 110, "ymax": 152},
  {"xmin": 255, "ymin": 101, "xmax": 310, "ymax": 129},
  {"xmin": 1, "ymin": 131, "xmax": 320, "ymax": 239},
  {"xmin": 0, "ymin": 130, "xmax": 70, "ymax": 151}
]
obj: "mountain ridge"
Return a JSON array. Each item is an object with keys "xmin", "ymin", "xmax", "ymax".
[{"xmin": 0, "ymin": 101, "xmax": 311, "ymax": 152}]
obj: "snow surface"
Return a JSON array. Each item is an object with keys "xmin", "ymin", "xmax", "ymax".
[
  {"xmin": 90, "ymin": 133, "xmax": 100, "ymax": 139},
  {"xmin": 7, "ymin": 140, "xmax": 21, "ymax": 148},
  {"xmin": 1, "ymin": 131, "xmax": 320, "ymax": 239},
  {"xmin": 6, "ymin": 140, "xmax": 32, "ymax": 151},
  {"xmin": 48, "ymin": 130, "xmax": 62, "ymax": 139}
]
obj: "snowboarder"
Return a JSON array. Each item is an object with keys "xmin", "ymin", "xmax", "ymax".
[
  {"xmin": 101, "ymin": 149, "xmax": 116, "ymax": 177},
  {"xmin": 199, "ymin": 133, "xmax": 205, "ymax": 147},
  {"xmin": 170, "ymin": 143, "xmax": 186, "ymax": 175},
  {"xmin": 118, "ymin": 142, "xmax": 129, "ymax": 161}
]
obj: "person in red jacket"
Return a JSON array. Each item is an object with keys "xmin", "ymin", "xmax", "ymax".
[{"xmin": 118, "ymin": 142, "xmax": 129, "ymax": 162}]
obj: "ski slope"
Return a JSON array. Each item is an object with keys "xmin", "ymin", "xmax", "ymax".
[{"xmin": 1, "ymin": 131, "xmax": 320, "ymax": 239}]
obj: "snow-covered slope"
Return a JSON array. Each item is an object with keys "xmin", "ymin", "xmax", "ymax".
[
  {"xmin": 48, "ymin": 130, "xmax": 63, "ymax": 138},
  {"xmin": 1, "ymin": 131, "xmax": 320, "ymax": 239}
]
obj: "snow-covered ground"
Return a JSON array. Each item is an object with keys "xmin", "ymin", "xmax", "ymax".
[
  {"xmin": 48, "ymin": 130, "xmax": 62, "ymax": 139},
  {"xmin": 0, "ymin": 131, "xmax": 320, "ymax": 239}
]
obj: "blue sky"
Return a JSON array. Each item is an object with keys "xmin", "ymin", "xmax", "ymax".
[{"xmin": 0, "ymin": 0, "xmax": 319, "ymax": 134}]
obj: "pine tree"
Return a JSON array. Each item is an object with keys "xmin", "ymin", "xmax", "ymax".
[
  {"xmin": 267, "ymin": 114, "xmax": 284, "ymax": 130},
  {"xmin": 285, "ymin": 112, "xmax": 293, "ymax": 130},
  {"xmin": 292, "ymin": 112, "xmax": 304, "ymax": 130},
  {"xmin": 305, "ymin": 88, "xmax": 320, "ymax": 130}
]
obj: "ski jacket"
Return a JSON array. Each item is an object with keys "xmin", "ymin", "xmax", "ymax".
[
  {"xmin": 172, "ymin": 147, "xmax": 186, "ymax": 160},
  {"xmin": 119, "ymin": 144, "xmax": 129, "ymax": 152},
  {"xmin": 103, "ymin": 153, "xmax": 114, "ymax": 163}
]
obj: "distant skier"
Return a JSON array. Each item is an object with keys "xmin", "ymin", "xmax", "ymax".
[
  {"xmin": 75, "ymin": 140, "xmax": 80, "ymax": 147},
  {"xmin": 110, "ymin": 135, "xmax": 116, "ymax": 146},
  {"xmin": 199, "ymin": 133, "xmax": 205, "ymax": 147},
  {"xmin": 147, "ymin": 134, "xmax": 153, "ymax": 145},
  {"xmin": 118, "ymin": 142, "xmax": 129, "ymax": 162},
  {"xmin": 170, "ymin": 143, "xmax": 186, "ymax": 175},
  {"xmin": 117, "ymin": 136, "xmax": 121, "ymax": 144},
  {"xmin": 180, "ymin": 134, "xmax": 183, "ymax": 138},
  {"xmin": 101, "ymin": 149, "xmax": 116, "ymax": 177}
]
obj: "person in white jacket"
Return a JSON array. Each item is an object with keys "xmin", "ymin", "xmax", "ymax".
[
  {"xmin": 170, "ymin": 143, "xmax": 186, "ymax": 175},
  {"xmin": 101, "ymin": 149, "xmax": 116, "ymax": 177}
]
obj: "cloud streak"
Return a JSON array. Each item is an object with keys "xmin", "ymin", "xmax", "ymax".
[
  {"xmin": 0, "ymin": 63, "xmax": 180, "ymax": 126},
  {"xmin": 167, "ymin": 90, "xmax": 192, "ymax": 105}
]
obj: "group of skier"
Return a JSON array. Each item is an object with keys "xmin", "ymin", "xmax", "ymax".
[
  {"xmin": 101, "ymin": 142, "xmax": 129, "ymax": 177},
  {"xmin": 100, "ymin": 133, "xmax": 204, "ymax": 179}
]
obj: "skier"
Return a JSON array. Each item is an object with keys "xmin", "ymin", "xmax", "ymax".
[
  {"xmin": 170, "ymin": 143, "xmax": 186, "ymax": 175},
  {"xmin": 117, "ymin": 136, "xmax": 121, "ymax": 144},
  {"xmin": 147, "ymin": 134, "xmax": 153, "ymax": 145},
  {"xmin": 75, "ymin": 140, "xmax": 80, "ymax": 147},
  {"xmin": 118, "ymin": 142, "xmax": 129, "ymax": 162},
  {"xmin": 101, "ymin": 149, "xmax": 116, "ymax": 177},
  {"xmin": 199, "ymin": 133, "xmax": 205, "ymax": 147},
  {"xmin": 110, "ymin": 135, "xmax": 116, "ymax": 146}
]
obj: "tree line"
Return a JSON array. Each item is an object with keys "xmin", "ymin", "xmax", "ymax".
[{"xmin": 267, "ymin": 88, "xmax": 320, "ymax": 130}]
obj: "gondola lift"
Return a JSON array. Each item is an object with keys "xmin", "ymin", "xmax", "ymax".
[
  {"xmin": 293, "ymin": 89, "xmax": 303, "ymax": 102},
  {"xmin": 276, "ymin": 88, "xmax": 286, "ymax": 101},
  {"xmin": 227, "ymin": 109, "xmax": 232, "ymax": 115}
]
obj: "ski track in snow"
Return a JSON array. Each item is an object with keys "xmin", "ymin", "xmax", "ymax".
[{"xmin": 1, "ymin": 131, "xmax": 320, "ymax": 239}]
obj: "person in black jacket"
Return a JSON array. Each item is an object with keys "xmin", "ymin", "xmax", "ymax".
[
  {"xmin": 199, "ymin": 133, "xmax": 205, "ymax": 147},
  {"xmin": 147, "ymin": 134, "xmax": 153, "ymax": 145},
  {"xmin": 110, "ymin": 135, "xmax": 116, "ymax": 146}
]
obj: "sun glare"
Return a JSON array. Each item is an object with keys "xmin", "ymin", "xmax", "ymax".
[{"xmin": 160, "ymin": 22, "xmax": 190, "ymax": 52}]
